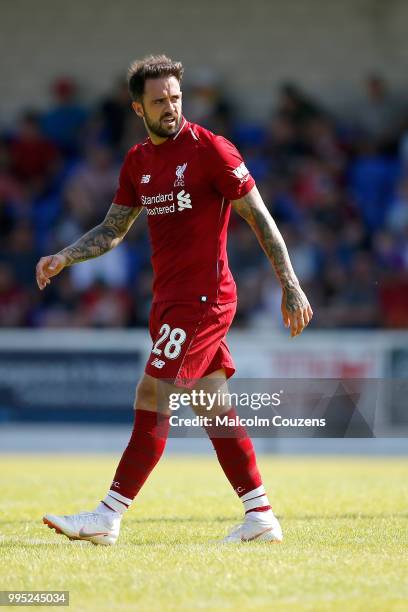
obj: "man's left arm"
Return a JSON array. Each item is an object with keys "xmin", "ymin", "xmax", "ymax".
[{"xmin": 232, "ymin": 185, "xmax": 313, "ymax": 337}]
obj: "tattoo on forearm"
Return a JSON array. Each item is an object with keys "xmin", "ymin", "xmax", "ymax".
[
  {"xmin": 59, "ymin": 204, "xmax": 142, "ymax": 265},
  {"xmin": 232, "ymin": 187, "xmax": 298, "ymax": 291},
  {"xmin": 233, "ymin": 186, "xmax": 312, "ymax": 326}
]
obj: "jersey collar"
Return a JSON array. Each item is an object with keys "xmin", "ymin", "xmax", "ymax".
[{"xmin": 148, "ymin": 116, "xmax": 189, "ymax": 151}]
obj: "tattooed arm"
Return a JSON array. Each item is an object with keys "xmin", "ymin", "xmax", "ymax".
[
  {"xmin": 232, "ymin": 185, "xmax": 313, "ymax": 336},
  {"xmin": 36, "ymin": 204, "xmax": 142, "ymax": 290}
]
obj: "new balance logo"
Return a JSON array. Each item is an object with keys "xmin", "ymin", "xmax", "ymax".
[
  {"xmin": 177, "ymin": 190, "xmax": 192, "ymax": 211},
  {"xmin": 232, "ymin": 162, "xmax": 250, "ymax": 181},
  {"xmin": 141, "ymin": 174, "xmax": 151, "ymax": 184},
  {"xmin": 151, "ymin": 358, "xmax": 166, "ymax": 369},
  {"xmin": 174, "ymin": 162, "xmax": 187, "ymax": 187}
]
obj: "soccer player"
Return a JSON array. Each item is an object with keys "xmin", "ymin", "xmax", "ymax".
[{"xmin": 36, "ymin": 55, "xmax": 312, "ymax": 545}]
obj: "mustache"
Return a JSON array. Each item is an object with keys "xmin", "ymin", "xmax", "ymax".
[{"xmin": 161, "ymin": 113, "xmax": 176, "ymax": 120}]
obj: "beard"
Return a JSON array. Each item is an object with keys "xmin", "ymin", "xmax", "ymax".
[{"xmin": 143, "ymin": 106, "xmax": 182, "ymax": 138}]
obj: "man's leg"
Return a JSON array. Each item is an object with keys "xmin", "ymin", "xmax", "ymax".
[
  {"xmin": 43, "ymin": 374, "xmax": 171, "ymax": 545},
  {"xmin": 98, "ymin": 374, "xmax": 170, "ymax": 514},
  {"xmin": 192, "ymin": 369, "xmax": 282, "ymax": 542}
]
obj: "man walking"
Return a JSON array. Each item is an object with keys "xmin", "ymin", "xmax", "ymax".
[{"xmin": 36, "ymin": 55, "xmax": 312, "ymax": 545}]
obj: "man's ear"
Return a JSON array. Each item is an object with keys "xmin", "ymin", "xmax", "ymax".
[{"xmin": 132, "ymin": 101, "xmax": 144, "ymax": 118}]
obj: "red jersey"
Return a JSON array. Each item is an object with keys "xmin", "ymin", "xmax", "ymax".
[{"xmin": 113, "ymin": 118, "xmax": 255, "ymax": 303}]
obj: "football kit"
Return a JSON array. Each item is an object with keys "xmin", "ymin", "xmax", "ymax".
[
  {"xmin": 43, "ymin": 120, "xmax": 282, "ymax": 547},
  {"xmin": 113, "ymin": 118, "xmax": 255, "ymax": 385}
]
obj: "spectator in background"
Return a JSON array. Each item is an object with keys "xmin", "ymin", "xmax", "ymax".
[
  {"xmin": 66, "ymin": 145, "xmax": 119, "ymax": 220},
  {"xmin": 373, "ymin": 229, "xmax": 404, "ymax": 272},
  {"xmin": 0, "ymin": 138, "xmax": 27, "ymax": 240},
  {"xmin": 386, "ymin": 177, "xmax": 408, "ymax": 236},
  {"xmin": 41, "ymin": 77, "xmax": 88, "ymax": 157},
  {"xmin": 263, "ymin": 112, "xmax": 306, "ymax": 177},
  {"xmin": 77, "ymin": 279, "xmax": 133, "ymax": 328},
  {"xmin": 399, "ymin": 115, "xmax": 408, "ymax": 169},
  {"xmin": 184, "ymin": 68, "xmax": 234, "ymax": 136},
  {"xmin": 302, "ymin": 116, "xmax": 346, "ymax": 176},
  {"xmin": 0, "ymin": 262, "xmax": 29, "ymax": 327},
  {"xmin": 276, "ymin": 82, "xmax": 323, "ymax": 128},
  {"xmin": 34, "ymin": 274, "xmax": 81, "ymax": 328},
  {"xmin": 320, "ymin": 252, "xmax": 380, "ymax": 328},
  {"xmin": 348, "ymin": 139, "xmax": 399, "ymax": 231},
  {"xmin": 99, "ymin": 78, "xmax": 134, "ymax": 149},
  {"xmin": 358, "ymin": 74, "xmax": 402, "ymax": 147},
  {"xmin": 0, "ymin": 221, "xmax": 39, "ymax": 287},
  {"xmin": 10, "ymin": 112, "xmax": 59, "ymax": 190}
]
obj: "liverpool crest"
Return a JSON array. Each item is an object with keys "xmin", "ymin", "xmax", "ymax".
[{"xmin": 174, "ymin": 162, "xmax": 187, "ymax": 187}]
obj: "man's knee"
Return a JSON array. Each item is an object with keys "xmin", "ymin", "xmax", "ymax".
[
  {"xmin": 191, "ymin": 369, "xmax": 232, "ymax": 417},
  {"xmin": 134, "ymin": 375, "xmax": 157, "ymax": 412},
  {"xmin": 134, "ymin": 375, "xmax": 174, "ymax": 415}
]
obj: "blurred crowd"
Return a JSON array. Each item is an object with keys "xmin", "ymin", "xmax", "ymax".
[{"xmin": 1, "ymin": 73, "xmax": 408, "ymax": 329}]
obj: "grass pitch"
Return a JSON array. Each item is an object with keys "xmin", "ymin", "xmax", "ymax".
[{"xmin": 1, "ymin": 455, "xmax": 408, "ymax": 612}]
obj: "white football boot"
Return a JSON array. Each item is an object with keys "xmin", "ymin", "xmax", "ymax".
[
  {"xmin": 223, "ymin": 511, "xmax": 283, "ymax": 543},
  {"xmin": 43, "ymin": 511, "xmax": 121, "ymax": 546}
]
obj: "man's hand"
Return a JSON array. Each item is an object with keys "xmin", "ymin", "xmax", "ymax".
[
  {"xmin": 281, "ymin": 283, "xmax": 313, "ymax": 337},
  {"xmin": 36, "ymin": 254, "xmax": 67, "ymax": 290}
]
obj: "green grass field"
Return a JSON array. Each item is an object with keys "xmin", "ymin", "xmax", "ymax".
[{"xmin": 1, "ymin": 455, "xmax": 408, "ymax": 612}]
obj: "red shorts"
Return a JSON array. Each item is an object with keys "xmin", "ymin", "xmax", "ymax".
[{"xmin": 145, "ymin": 301, "xmax": 237, "ymax": 388}]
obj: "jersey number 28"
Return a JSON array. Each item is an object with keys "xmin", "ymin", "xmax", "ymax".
[{"xmin": 152, "ymin": 324, "xmax": 187, "ymax": 360}]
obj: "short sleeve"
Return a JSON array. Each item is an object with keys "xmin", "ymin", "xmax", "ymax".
[
  {"xmin": 113, "ymin": 152, "xmax": 139, "ymax": 207},
  {"xmin": 210, "ymin": 136, "xmax": 255, "ymax": 201}
]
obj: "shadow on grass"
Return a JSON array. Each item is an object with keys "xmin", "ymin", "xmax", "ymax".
[
  {"xmin": 1, "ymin": 511, "xmax": 408, "ymax": 529},
  {"xmin": 123, "ymin": 512, "xmax": 408, "ymax": 523}
]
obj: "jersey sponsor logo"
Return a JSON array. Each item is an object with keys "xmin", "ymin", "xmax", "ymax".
[
  {"xmin": 151, "ymin": 357, "xmax": 166, "ymax": 369},
  {"xmin": 141, "ymin": 192, "xmax": 174, "ymax": 206},
  {"xmin": 146, "ymin": 204, "xmax": 175, "ymax": 216},
  {"xmin": 143, "ymin": 191, "xmax": 192, "ymax": 215},
  {"xmin": 177, "ymin": 190, "xmax": 192, "ymax": 211},
  {"xmin": 141, "ymin": 174, "xmax": 151, "ymax": 183},
  {"xmin": 174, "ymin": 162, "xmax": 187, "ymax": 187},
  {"xmin": 232, "ymin": 162, "xmax": 250, "ymax": 182}
]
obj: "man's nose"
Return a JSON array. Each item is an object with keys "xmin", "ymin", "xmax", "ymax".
[
  {"xmin": 163, "ymin": 99, "xmax": 173, "ymax": 113},
  {"xmin": 166, "ymin": 99, "xmax": 178, "ymax": 114}
]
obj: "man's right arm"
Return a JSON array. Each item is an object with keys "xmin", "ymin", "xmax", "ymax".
[{"xmin": 36, "ymin": 203, "xmax": 142, "ymax": 290}]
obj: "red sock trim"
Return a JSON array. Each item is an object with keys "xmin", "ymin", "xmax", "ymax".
[
  {"xmin": 107, "ymin": 495, "xmax": 129, "ymax": 509},
  {"xmin": 243, "ymin": 492, "xmax": 265, "ymax": 501},
  {"xmin": 246, "ymin": 505, "xmax": 272, "ymax": 514},
  {"xmin": 101, "ymin": 500, "xmax": 116, "ymax": 512}
]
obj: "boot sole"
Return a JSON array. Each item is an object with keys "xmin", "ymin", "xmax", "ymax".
[{"xmin": 43, "ymin": 517, "xmax": 116, "ymax": 546}]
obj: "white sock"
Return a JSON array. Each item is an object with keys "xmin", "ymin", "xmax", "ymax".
[
  {"xmin": 95, "ymin": 502, "xmax": 121, "ymax": 518},
  {"xmin": 96, "ymin": 490, "xmax": 132, "ymax": 516},
  {"xmin": 240, "ymin": 486, "xmax": 273, "ymax": 520}
]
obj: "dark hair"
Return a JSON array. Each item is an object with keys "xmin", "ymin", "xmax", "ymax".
[{"xmin": 128, "ymin": 54, "xmax": 184, "ymax": 101}]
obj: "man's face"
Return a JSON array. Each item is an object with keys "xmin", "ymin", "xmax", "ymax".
[{"xmin": 132, "ymin": 76, "xmax": 183, "ymax": 139}]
